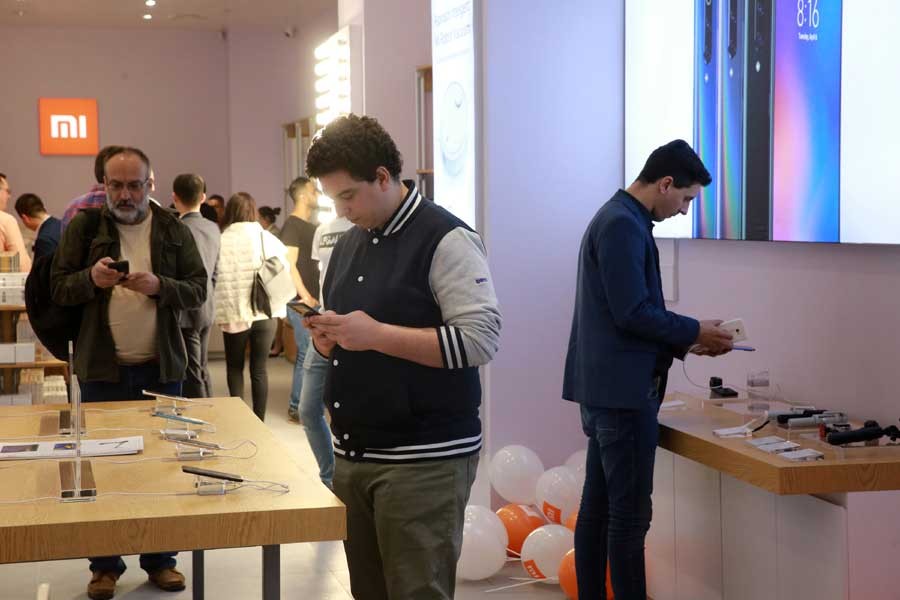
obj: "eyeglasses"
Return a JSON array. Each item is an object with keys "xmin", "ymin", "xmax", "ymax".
[{"xmin": 106, "ymin": 179, "xmax": 149, "ymax": 193}]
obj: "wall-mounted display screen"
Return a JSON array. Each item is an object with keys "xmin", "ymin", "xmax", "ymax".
[{"xmin": 626, "ymin": 0, "xmax": 900, "ymax": 243}]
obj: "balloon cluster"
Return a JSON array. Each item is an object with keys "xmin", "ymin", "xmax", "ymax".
[{"xmin": 457, "ymin": 445, "xmax": 612, "ymax": 599}]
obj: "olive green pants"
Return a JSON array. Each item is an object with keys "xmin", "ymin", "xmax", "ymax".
[{"xmin": 333, "ymin": 453, "xmax": 479, "ymax": 600}]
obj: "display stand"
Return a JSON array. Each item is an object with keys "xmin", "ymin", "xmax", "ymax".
[{"xmin": 59, "ymin": 342, "xmax": 94, "ymax": 502}]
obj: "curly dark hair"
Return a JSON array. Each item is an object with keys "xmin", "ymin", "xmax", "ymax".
[{"xmin": 306, "ymin": 114, "xmax": 403, "ymax": 182}]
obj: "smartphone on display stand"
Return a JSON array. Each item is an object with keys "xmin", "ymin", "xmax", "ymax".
[
  {"xmin": 718, "ymin": 0, "xmax": 745, "ymax": 239},
  {"xmin": 771, "ymin": 0, "xmax": 842, "ymax": 242},
  {"xmin": 693, "ymin": 0, "xmax": 720, "ymax": 239}
]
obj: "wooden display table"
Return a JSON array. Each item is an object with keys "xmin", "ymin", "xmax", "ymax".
[
  {"xmin": 0, "ymin": 396, "xmax": 346, "ymax": 599},
  {"xmin": 658, "ymin": 392, "xmax": 900, "ymax": 495}
]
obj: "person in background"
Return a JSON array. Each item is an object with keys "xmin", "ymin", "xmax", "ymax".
[
  {"xmin": 14, "ymin": 193, "xmax": 61, "ymax": 262},
  {"xmin": 206, "ymin": 194, "xmax": 226, "ymax": 228},
  {"xmin": 173, "ymin": 173, "xmax": 220, "ymax": 398},
  {"xmin": 295, "ymin": 203, "xmax": 353, "ymax": 488},
  {"xmin": 214, "ymin": 192, "xmax": 289, "ymax": 420},
  {"xmin": 0, "ymin": 174, "xmax": 33, "ymax": 272},
  {"xmin": 563, "ymin": 140, "xmax": 734, "ymax": 599},
  {"xmin": 258, "ymin": 206, "xmax": 281, "ymax": 237},
  {"xmin": 61, "ymin": 145, "xmax": 123, "ymax": 231},
  {"xmin": 199, "ymin": 201, "xmax": 219, "ymax": 224},
  {"xmin": 280, "ymin": 177, "xmax": 319, "ymax": 422},
  {"xmin": 259, "ymin": 205, "xmax": 284, "ymax": 363}
]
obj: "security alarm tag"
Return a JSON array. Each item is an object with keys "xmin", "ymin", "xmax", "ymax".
[{"xmin": 160, "ymin": 429, "xmax": 198, "ymax": 440}]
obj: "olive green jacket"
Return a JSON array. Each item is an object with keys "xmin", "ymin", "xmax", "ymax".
[{"xmin": 50, "ymin": 203, "xmax": 207, "ymax": 382}]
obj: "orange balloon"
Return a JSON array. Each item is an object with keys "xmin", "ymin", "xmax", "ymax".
[
  {"xmin": 496, "ymin": 503, "xmax": 545, "ymax": 556},
  {"xmin": 556, "ymin": 549, "xmax": 615, "ymax": 600},
  {"xmin": 565, "ymin": 509, "xmax": 578, "ymax": 532},
  {"xmin": 558, "ymin": 549, "xmax": 578, "ymax": 599}
]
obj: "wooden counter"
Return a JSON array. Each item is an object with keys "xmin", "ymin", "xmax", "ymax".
[
  {"xmin": 0, "ymin": 396, "xmax": 345, "ymax": 565},
  {"xmin": 658, "ymin": 392, "xmax": 900, "ymax": 495}
]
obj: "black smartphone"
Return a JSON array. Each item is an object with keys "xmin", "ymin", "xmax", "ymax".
[
  {"xmin": 108, "ymin": 260, "xmax": 130, "ymax": 275},
  {"xmin": 181, "ymin": 465, "xmax": 244, "ymax": 482},
  {"xmin": 743, "ymin": 0, "xmax": 773, "ymax": 241},
  {"xmin": 288, "ymin": 301, "xmax": 321, "ymax": 318}
]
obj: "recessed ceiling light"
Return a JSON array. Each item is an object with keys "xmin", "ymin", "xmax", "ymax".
[
  {"xmin": 145, "ymin": 0, "xmax": 156, "ymax": 6},
  {"xmin": 143, "ymin": 13, "xmax": 152, "ymax": 20}
]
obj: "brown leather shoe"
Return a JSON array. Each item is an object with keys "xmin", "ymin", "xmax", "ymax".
[
  {"xmin": 147, "ymin": 567, "xmax": 186, "ymax": 592},
  {"xmin": 87, "ymin": 571, "xmax": 119, "ymax": 600}
]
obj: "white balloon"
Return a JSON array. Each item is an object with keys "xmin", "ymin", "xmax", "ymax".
[
  {"xmin": 565, "ymin": 449, "xmax": 587, "ymax": 470},
  {"xmin": 465, "ymin": 505, "xmax": 509, "ymax": 548},
  {"xmin": 534, "ymin": 466, "xmax": 581, "ymax": 523},
  {"xmin": 520, "ymin": 524, "xmax": 575, "ymax": 583},
  {"xmin": 490, "ymin": 445, "xmax": 545, "ymax": 504},
  {"xmin": 457, "ymin": 521, "xmax": 507, "ymax": 581},
  {"xmin": 564, "ymin": 449, "xmax": 588, "ymax": 497}
]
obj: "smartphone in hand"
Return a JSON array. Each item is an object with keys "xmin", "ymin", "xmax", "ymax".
[{"xmin": 288, "ymin": 301, "xmax": 321, "ymax": 318}]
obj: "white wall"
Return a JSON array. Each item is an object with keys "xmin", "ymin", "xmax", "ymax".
[
  {"xmin": 226, "ymin": 9, "xmax": 337, "ymax": 217},
  {"xmin": 0, "ymin": 26, "xmax": 230, "ymax": 216},
  {"xmin": 482, "ymin": 0, "xmax": 624, "ymax": 468}
]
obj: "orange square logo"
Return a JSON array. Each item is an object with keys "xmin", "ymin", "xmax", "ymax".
[{"xmin": 38, "ymin": 98, "xmax": 99, "ymax": 156}]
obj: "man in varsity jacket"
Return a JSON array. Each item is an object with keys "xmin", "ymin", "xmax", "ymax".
[{"xmin": 304, "ymin": 114, "xmax": 502, "ymax": 600}]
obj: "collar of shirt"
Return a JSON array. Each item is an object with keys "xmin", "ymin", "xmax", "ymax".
[
  {"xmin": 618, "ymin": 189, "xmax": 654, "ymax": 231},
  {"xmin": 375, "ymin": 179, "xmax": 423, "ymax": 237}
]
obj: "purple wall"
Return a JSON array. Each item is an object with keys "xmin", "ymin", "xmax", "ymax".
[
  {"xmin": 0, "ymin": 26, "xmax": 231, "ymax": 215},
  {"xmin": 482, "ymin": 0, "xmax": 625, "ymax": 469},
  {"xmin": 226, "ymin": 12, "xmax": 337, "ymax": 217}
]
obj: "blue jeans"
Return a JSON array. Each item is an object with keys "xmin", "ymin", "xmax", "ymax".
[
  {"xmin": 575, "ymin": 380, "xmax": 661, "ymax": 600},
  {"xmin": 298, "ymin": 338, "xmax": 334, "ymax": 487},
  {"xmin": 286, "ymin": 304, "xmax": 311, "ymax": 412},
  {"xmin": 79, "ymin": 363, "xmax": 181, "ymax": 575}
]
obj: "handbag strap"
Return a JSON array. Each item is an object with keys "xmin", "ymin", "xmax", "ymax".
[{"xmin": 260, "ymin": 231, "xmax": 268, "ymax": 262}]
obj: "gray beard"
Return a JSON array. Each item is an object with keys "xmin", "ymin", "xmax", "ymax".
[{"xmin": 108, "ymin": 201, "xmax": 150, "ymax": 225}]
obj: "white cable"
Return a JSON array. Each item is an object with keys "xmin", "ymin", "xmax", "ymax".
[
  {"xmin": 101, "ymin": 490, "xmax": 197, "ymax": 498},
  {"xmin": 682, "ymin": 345, "xmax": 749, "ymax": 394},
  {"xmin": 240, "ymin": 478, "xmax": 290, "ymax": 493},
  {"xmin": 0, "ymin": 496, "xmax": 59, "ymax": 504}
]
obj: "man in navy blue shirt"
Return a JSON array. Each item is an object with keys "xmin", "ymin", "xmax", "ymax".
[
  {"xmin": 563, "ymin": 140, "xmax": 733, "ymax": 600},
  {"xmin": 15, "ymin": 193, "xmax": 61, "ymax": 262}
]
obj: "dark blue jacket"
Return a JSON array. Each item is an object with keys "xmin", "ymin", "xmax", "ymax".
[
  {"xmin": 33, "ymin": 216, "xmax": 61, "ymax": 262},
  {"xmin": 562, "ymin": 190, "xmax": 699, "ymax": 409}
]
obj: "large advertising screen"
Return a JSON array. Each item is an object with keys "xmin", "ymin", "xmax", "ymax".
[
  {"xmin": 626, "ymin": 0, "xmax": 900, "ymax": 243},
  {"xmin": 432, "ymin": 0, "xmax": 477, "ymax": 229}
]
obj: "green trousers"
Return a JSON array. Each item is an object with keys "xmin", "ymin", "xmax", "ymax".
[{"xmin": 332, "ymin": 453, "xmax": 479, "ymax": 600}]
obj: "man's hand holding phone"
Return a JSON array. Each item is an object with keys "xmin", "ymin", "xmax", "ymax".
[
  {"xmin": 90, "ymin": 257, "xmax": 126, "ymax": 288},
  {"xmin": 693, "ymin": 319, "xmax": 734, "ymax": 356},
  {"xmin": 303, "ymin": 309, "xmax": 337, "ymax": 356}
]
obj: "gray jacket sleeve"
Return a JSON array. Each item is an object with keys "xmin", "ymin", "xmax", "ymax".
[{"xmin": 429, "ymin": 227, "xmax": 502, "ymax": 369}]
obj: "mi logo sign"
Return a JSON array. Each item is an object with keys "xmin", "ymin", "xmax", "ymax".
[
  {"xmin": 51, "ymin": 115, "xmax": 88, "ymax": 139},
  {"xmin": 39, "ymin": 98, "xmax": 99, "ymax": 156}
]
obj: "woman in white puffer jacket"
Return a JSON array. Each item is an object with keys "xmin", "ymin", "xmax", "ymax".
[{"xmin": 214, "ymin": 192, "xmax": 289, "ymax": 420}]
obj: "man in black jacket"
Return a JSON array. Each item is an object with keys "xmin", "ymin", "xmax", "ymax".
[
  {"xmin": 304, "ymin": 115, "xmax": 502, "ymax": 600},
  {"xmin": 50, "ymin": 147, "xmax": 206, "ymax": 600}
]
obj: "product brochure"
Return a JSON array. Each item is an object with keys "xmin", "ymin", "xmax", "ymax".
[{"xmin": 0, "ymin": 436, "xmax": 143, "ymax": 460}]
